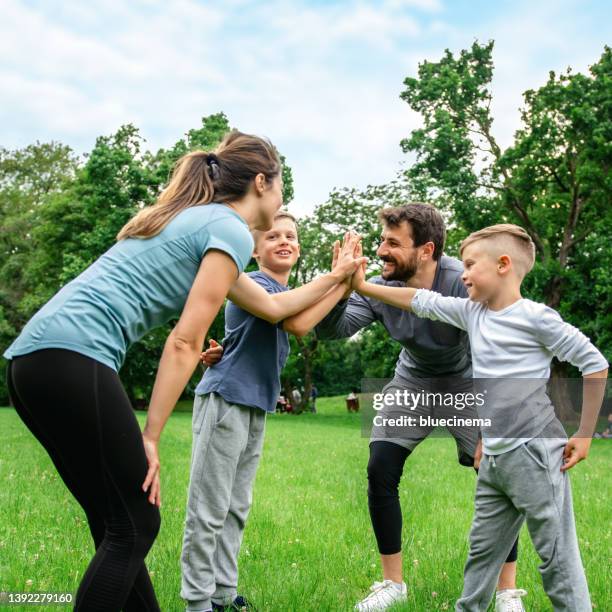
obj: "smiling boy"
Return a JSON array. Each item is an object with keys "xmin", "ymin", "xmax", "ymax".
[{"xmin": 181, "ymin": 211, "xmax": 301, "ymax": 612}]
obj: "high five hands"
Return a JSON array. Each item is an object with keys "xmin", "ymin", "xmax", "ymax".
[
  {"xmin": 331, "ymin": 231, "xmax": 367, "ymax": 293},
  {"xmin": 331, "ymin": 231, "xmax": 368, "ymax": 283}
]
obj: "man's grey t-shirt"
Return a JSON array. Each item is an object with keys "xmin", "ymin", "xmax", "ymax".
[
  {"xmin": 196, "ymin": 271, "xmax": 289, "ymax": 413},
  {"xmin": 316, "ymin": 255, "xmax": 471, "ymax": 380}
]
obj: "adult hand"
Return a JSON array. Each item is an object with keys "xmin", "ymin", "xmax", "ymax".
[
  {"xmin": 142, "ymin": 433, "xmax": 161, "ymax": 507},
  {"xmin": 200, "ymin": 339, "xmax": 223, "ymax": 367},
  {"xmin": 561, "ymin": 436, "xmax": 591, "ymax": 471},
  {"xmin": 350, "ymin": 242, "xmax": 367, "ymax": 291},
  {"xmin": 333, "ymin": 232, "xmax": 367, "ymax": 281}
]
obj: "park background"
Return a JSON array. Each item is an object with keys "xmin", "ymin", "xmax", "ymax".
[{"xmin": 1, "ymin": 1, "xmax": 611, "ymax": 610}]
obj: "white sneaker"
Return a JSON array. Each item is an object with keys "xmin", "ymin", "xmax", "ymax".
[
  {"xmin": 495, "ymin": 588, "xmax": 527, "ymax": 612},
  {"xmin": 354, "ymin": 580, "xmax": 407, "ymax": 611}
]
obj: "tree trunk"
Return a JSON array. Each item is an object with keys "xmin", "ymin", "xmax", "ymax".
[
  {"xmin": 549, "ymin": 361, "xmax": 579, "ymax": 427},
  {"xmin": 302, "ymin": 346, "xmax": 314, "ymax": 413},
  {"xmin": 294, "ymin": 335, "xmax": 318, "ymax": 414}
]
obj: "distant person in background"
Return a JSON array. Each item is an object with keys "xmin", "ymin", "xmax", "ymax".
[
  {"xmin": 594, "ymin": 413, "xmax": 612, "ymax": 438},
  {"xmin": 276, "ymin": 394, "xmax": 288, "ymax": 413},
  {"xmin": 292, "ymin": 387, "xmax": 302, "ymax": 410},
  {"xmin": 310, "ymin": 385, "xmax": 319, "ymax": 413},
  {"xmin": 346, "ymin": 390, "xmax": 360, "ymax": 413}
]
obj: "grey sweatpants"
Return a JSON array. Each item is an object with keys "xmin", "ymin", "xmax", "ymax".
[
  {"xmin": 456, "ymin": 436, "xmax": 591, "ymax": 612},
  {"xmin": 181, "ymin": 393, "xmax": 266, "ymax": 611}
]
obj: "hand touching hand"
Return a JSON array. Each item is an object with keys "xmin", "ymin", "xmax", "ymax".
[
  {"xmin": 350, "ymin": 242, "xmax": 367, "ymax": 291},
  {"xmin": 333, "ymin": 231, "xmax": 367, "ymax": 281},
  {"xmin": 332, "ymin": 239, "xmax": 352, "ymax": 299}
]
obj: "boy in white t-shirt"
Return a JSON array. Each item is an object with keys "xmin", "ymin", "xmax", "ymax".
[{"xmin": 351, "ymin": 224, "xmax": 608, "ymax": 612}]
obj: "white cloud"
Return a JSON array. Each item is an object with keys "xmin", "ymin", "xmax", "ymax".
[
  {"xmin": 0, "ymin": 0, "xmax": 609, "ymax": 217},
  {"xmin": 386, "ymin": 0, "xmax": 443, "ymax": 11}
]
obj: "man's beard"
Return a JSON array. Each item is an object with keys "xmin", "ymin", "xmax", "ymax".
[{"xmin": 380, "ymin": 252, "xmax": 418, "ymax": 282}]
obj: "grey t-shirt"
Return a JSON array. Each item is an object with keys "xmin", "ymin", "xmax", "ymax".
[{"xmin": 315, "ymin": 255, "xmax": 471, "ymax": 380}]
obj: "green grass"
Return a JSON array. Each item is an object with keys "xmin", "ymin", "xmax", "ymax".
[{"xmin": 1, "ymin": 397, "xmax": 610, "ymax": 611}]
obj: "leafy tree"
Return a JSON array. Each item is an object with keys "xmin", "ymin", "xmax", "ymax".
[
  {"xmin": 2, "ymin": 115, "xmax": 295, "ymax": 406},
  {"xmin": 400, "ymin": 42, "xmax": 611, "ymax": 420},
  {"xmin": 400, "ymin": 42, "xmax": 611, "ymax": 368},
  {"xmin": 0, "ymin": 142, "xmax": 78, "ymax": 403}
]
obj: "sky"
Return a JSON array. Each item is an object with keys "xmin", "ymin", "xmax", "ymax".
[{"xmin": 1, "ymin": 0, "xmax": 610, "ymax": 216}]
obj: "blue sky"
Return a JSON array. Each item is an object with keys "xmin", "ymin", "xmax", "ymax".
[{"xmin": 1, "ymin": 0, "xmax": 610, "ymax": 215}]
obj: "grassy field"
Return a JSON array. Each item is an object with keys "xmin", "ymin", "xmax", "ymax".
[{"xmin": 1, "ymin": 397, "xmax": 610, "ymax": 611}]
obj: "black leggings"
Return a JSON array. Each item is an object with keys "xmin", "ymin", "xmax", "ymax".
[
  {"xmin": 7, "ymin": 350, "xmax": 161, "ymax": 611},
  {"xmin": 368, "ymin": 441, "xmax": 519, "ymax": 562}
]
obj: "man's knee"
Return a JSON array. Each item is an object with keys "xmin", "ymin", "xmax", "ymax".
[{"xmin": 367, "ymin": 443, "xmax": 409, "ymax": 498}]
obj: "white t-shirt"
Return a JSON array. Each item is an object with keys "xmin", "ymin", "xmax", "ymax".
[{"xmin": 412, "ymin": 291, "xmax": 608, "ymax": 454}]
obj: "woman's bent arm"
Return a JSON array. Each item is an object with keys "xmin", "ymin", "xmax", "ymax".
[{"xmin": 142, "ymin": 250, "xmax": 239, "ymax": 505}]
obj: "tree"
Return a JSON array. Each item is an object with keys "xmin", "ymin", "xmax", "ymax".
[
  {"xmin": 400, "ymin": 42, "xmax": 611, "ymax": 365},
  {"xmin": 400, "ymin": 42, "xmax": 611, "ymax": 420},
  {"xmin": 0, "ymin": 142, "xmax": 78, "ymax": 403}
]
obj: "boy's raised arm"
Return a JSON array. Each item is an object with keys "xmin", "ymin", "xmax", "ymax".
[
  {"xmin": 283, "ymin": 240, "xmax": 353, "ymax": 338},
  {"xmin": 351, "ymin": 249, "xmax": 418, "ymax": 311},
  {"xmin": 228, "ymin": 233, "xmax": 365, "ymax": 324},
  {"xmin": 355, "ymin": 279, "xmax": 418, "ymax": 311},
  {"xmin": 282, "ymin": 284, "xmax": 349, "ymax": 337}
]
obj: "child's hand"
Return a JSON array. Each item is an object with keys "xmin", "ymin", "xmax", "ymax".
[
  {"xmin": 561, "ymin": 436, "xmax": 592, "ymax": 471},
  {"xmin": 332, "ymin": 240, "xmax": 352, "ymax": 298},
  {"xmin": 200, "ymin": 339, "xmax": 223, "ymax": 367}
]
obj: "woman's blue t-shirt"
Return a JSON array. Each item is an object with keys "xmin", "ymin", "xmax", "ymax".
[{"xmin": 3, "ymin": 204, "xmax": 253, "ymax": 371}]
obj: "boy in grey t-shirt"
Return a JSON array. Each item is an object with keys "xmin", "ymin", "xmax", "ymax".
[{"xmin": 351, "ymin": 224, "xmax": 608, "ymax": 612}]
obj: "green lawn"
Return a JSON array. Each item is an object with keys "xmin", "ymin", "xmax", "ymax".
[{"xmin": 1, "ymin": 397, "xmax": 610, "ymax": 611}]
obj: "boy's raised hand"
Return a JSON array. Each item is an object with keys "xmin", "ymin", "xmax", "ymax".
[
  {"xmin": 200, "ymin": 339, "xmax": 223, "ymax": 367},
  {"xmin": 561, "ymin": 436, "xmax": 592, "ymax": 471},
  {"xmin": 332, "ymin": 239, "xmax": 352, "ymax": 298}
]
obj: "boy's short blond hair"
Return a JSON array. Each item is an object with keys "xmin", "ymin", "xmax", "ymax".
[
  {"xmin": 460, "ymin": 224, "xmax": 536, "ymax": 279},
  {"xmin": 252, "ymin": 211, "xmax": 298, "ymax": 245}
]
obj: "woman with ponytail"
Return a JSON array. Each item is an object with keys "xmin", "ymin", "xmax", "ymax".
[{"xmin": 4, "ymin": 131, "xmax": 364, "ymax": 611}]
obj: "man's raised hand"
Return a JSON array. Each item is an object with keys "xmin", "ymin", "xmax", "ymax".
[{"xmin": 350, "ymin": 242, "xmax": 367, "ymax": 291}]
